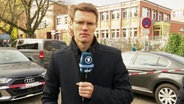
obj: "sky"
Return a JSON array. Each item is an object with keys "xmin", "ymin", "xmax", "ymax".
[{"xmin": 66, "ymin": 0, "xmax": 184, "ymax": 9}]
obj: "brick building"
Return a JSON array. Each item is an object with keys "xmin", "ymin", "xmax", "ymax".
[
  {"xmin": 35, "ymin": 2, "xmax": 68, "ymax": 39},
  {"xmin": 55, "ymin": 0, "xmax": 184, "ymax": 46}
]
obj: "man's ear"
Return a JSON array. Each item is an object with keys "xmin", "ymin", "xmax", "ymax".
[
  {"xmin": 68, "ymin": 18, "xmax": 73, "ymax": 29},
  {"xmin": 68, "ymin": 20, "xmax": 74, "ymax": 36}
]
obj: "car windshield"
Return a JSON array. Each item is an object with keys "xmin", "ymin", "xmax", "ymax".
[{"xmin": 0, "ymin": 50, "xmax": 30, "ymax": 64}]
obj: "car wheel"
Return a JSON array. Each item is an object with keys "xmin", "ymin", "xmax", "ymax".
[{"xmin": 155, "ymin": 83, "xmax": 179, "ymax": 104}]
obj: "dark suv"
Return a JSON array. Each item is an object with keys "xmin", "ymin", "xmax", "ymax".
[{"xmin": 11, "ymin": 39, "xmax": 67, "ymax": 68}]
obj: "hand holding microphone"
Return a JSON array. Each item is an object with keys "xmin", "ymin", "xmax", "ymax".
[{"xmin": 77, "ymin": 52, "xmax": 94, "ymax": 102}]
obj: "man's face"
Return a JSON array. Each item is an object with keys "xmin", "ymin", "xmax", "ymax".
[{"xmin": 71, "ymin": 10, "xmax": 97, "ymax": 44}]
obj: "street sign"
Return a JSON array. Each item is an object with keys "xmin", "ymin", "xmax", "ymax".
[
  {"xmin": 142, "ymin": 17, "xmax": 152, "ymax": 28},
  {"xmin": 142, "ymin": 29, "xmax": 150, "ymax": 35}
]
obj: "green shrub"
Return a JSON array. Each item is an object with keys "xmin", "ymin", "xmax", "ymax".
[{"xmin": 164, "ymin": 32, "xmax": 184, "ymax": 57}]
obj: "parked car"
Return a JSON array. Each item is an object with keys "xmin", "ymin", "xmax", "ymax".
[
  {"xmin": 0, "ymin": 47, "xmax": 46, "ymax": 102},
  {"xmin": 11, "ymin": 38, "xmax": 67, "ymax": 68},
  {"xmin": 121, "ymin": 51, "xmax": 184, "ymax": 104}
]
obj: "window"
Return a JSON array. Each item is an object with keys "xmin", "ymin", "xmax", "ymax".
[
  {"xmin": 131, "ymin": 7, "xmax": 138, "ymax": 17},
  {"xmin": 0, "ymin": 51, "xmax": 29, "ymax": 64},
  {"xmin": 17, "ymin": 43, "xmax": 38, "ymax": 49},
  {"xmin": 122, "ymin": 28, "xmax": 127, "ymax": 37},
  {"xmin": 157, "ymin": 58, "xmax": 169, "ymax": 67},
  {"xmin": 158, "ymin": 12, "xmax": 163, "ymax": 21},
  {"xmin": 65, "ymin": 16, "xmax": 68, "ymax": 24},
  {"xmin": 44, "ymin": 41, "xmax": 66, "ymax": 51},
  {"xmin": 11, "ymin": 40, "xmax": 18, "ymax": 48},
  {"xmin": 134, "ymin": 54, "xmax": 158, "ymax": 66},
  {"xmin": 152, "ymin": 10, "xmax": 157, "ymax": 20},
  {"xmin": 101, "ymin": 30, "xmax": 109, "ymax": 38},
  {"xmin": 111, "ymin": 29, "xmax": 120, "ymax": 38},
  {"xmin": 142, "ymin": 7, "xmax": 150, "ymax": 17},
  {"xmin": 56, "ymin": 18, "xmax": 61, "ymax": 25},
  {"xmin": 122, "ymin": 28, "xmax": 137, "ymax": 38},
  {"xmin": 95, "ymin": 30, "xmax": 99, "ymax": 38},
  {"xmin": 112, "ymin": 29, "xmax": 115, "ymax": 38},
  {"xmin": 132, "ymin": 28, "xmax": 137, "ymax": 37},
  {"xmin": 173, "ymin": 11, "xmax": 183, "ymax": 17},
  {"xmin": 122, "ymin": 8, "xmax": 128, "ymax": 18},
  {"xmin": 101, "ymin": 11, "xmax": 109, "ymax": 21},
  {"xmin": 111, "ymin": 10, "xmax": 120, "ymax": 20},
  {"xmin": 163, "ymin": 14, "xmax": 170, "ymax": 21},
  {"xmin": 121, "ymin": 52, "xmax": 136, "ymax": 65}
]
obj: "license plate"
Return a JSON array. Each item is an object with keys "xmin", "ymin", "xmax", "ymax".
[{"xmin": 20, "ymin": 82, "xmax": 40, "ymax": 89}]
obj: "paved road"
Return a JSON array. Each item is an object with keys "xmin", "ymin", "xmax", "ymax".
[{"xmin": 3, "ymin": 93, "xmax": 156, "ymax": 104}]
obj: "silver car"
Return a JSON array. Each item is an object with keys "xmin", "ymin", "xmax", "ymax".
[
  {"xmin": 11, "ymin": 39, "xmax": 67, "ymax": 68},
  {"xmin": 122, "ymin": 51, "xmax": 184, "ymax": 104},
  {"xmin": 0, "ymin": 47, "xmax": 46, "ymax": 102}
]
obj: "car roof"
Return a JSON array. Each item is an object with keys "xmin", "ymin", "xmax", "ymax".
[{"xmin": 122, "ymin": 51, "xmax": 184, "ymax": 65}]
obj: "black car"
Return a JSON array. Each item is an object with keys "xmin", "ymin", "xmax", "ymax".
[
  {"xmin": 122, "ymin": 51, "xmax": 184, "ymax": 104},
  {"xmin": 0, "ymin": 47, "xmax": 46, "ymax": 102}
]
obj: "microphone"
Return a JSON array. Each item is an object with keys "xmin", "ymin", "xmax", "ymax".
[
  {"xmin": 79, "ymin": 52, "xmax": 94, "ymax": 81},
  {"xmin": 79, "ymin": 52, "xmax": 94, "ymax": 104}
]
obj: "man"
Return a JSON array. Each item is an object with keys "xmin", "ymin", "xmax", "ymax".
[
  {"xmin": 42, "ymin": 2, "xmax": 133, "ymax": 104},
  {"xmin": 1, "ymin": 39, "xmax": 7, "ymax": 47}
]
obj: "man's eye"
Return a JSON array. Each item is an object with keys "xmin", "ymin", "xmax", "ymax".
[
  {"xmin": 77, "ymin": 22, "xmax": 84, "ymax": 25},
  {"xmin": 88, "ymin": 23, "xmax": 94, "ymax": 26}
]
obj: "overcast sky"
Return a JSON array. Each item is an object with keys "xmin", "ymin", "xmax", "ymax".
[{"xmin": 66, "ymin": 0, "xmax": 184, "ymax": 9}]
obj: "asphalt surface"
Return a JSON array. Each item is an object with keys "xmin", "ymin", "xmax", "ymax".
[{"xmin": 2, "ymin": 93, "xmax": 156, "ymax": 104}]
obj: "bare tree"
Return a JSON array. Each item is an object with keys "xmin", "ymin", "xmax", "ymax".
[
  {"xmin": 0, "ymin": 0, "xmax": 22, "ymax": 35},
  {"xmin": 0, "ymin": 0, "xmax": 49, "ymax": 38}
]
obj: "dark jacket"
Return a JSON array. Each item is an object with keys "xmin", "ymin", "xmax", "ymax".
[
  {"xmin": 177, "ymin": 77, "xmax": 184, "ymax": 104},
  {"xmin": 42, "ymin": 37, "xmax": 134, "ymax": 104}
]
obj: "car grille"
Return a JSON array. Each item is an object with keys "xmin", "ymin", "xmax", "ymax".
[{"xmin": 6, "ymin": 75, "xmax": 44, "ymax": 98}]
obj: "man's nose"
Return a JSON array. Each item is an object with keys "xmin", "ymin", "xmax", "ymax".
[{"xmin": 82, "ymin": 23, "xmax": 88, "ymax": 30}]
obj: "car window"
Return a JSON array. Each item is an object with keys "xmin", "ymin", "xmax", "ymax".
[
  {"xmin": 157, "ymin": 57, "xmax": 169, "ymax": 67},
  {"xmin": 11, "ymin": 40, "xmax": 17, "ymax": 48},
  {"xmin": 134, "ymin": 53, "xmax": 158, "ymax": 66},
  {"xmin": 121, "ymin": 52, "xmax": 136, "ymax": 65},
  {"xmin": 157, "ymin": 52, "xmax": 184, "ymax": 65},
  {"xmin": 17, "ymin": 43, "xmax": 38, "ymax": 49},
  {"xmin": 44, "ymin": 41, "xmax": 66, "ymax": 51}
]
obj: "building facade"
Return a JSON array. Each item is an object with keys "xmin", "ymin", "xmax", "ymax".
[
  {"xmin": 55, "ymin": 0, "xmax": 184, "ymax": 48},
  {"xmin": 95, "ymin": 0, "xmax": 172, "ymax": 44},
  {"xmin": 35, "ymin": 2, "xmax": 68, "ymax": 39}
]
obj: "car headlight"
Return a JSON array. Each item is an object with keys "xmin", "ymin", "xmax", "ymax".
[
  {"xmin": 41, "ymin": 71, "xmax": 47, "ymax": 76},
  {"xmin": 0, "ymin": 78, "xmax": 12, "ymax": 84}
]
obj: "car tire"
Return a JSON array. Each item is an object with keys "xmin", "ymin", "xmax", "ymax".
[{"xmin": 155, "ymin": 83, "xmax": 179, "ymax": 104}]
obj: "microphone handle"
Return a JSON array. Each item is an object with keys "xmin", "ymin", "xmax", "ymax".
[
  {"xmin": 81, "ymin": 72, "xmax": 88, "ymax": 104},
  {"xmin": 81, "ymin": 72, "xmax": 88, "ymax": 82}
]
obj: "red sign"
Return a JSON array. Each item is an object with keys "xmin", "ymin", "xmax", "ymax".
[{"xmin": 142, "ymin": 17, "xmax": 152, "ymax": 28}]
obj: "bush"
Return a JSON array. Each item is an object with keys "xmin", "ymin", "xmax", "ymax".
[{"xmin": 163, "ymin": 32, "xmax": 184, "ymax": 57}]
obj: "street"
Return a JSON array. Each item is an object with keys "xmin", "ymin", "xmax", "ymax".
[{"xmin": 2, "ymin": 93, "xmax": 156, "ymax": 104}]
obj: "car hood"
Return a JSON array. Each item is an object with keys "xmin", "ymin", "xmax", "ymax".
[{"xmin": 0, "ymin": 62, "xmax": 46, "ymax": 78}]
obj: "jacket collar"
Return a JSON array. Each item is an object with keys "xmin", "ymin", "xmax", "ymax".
[{"xmin": 70, "ymin": 36, "xmax": 98, "ymax": 56}]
